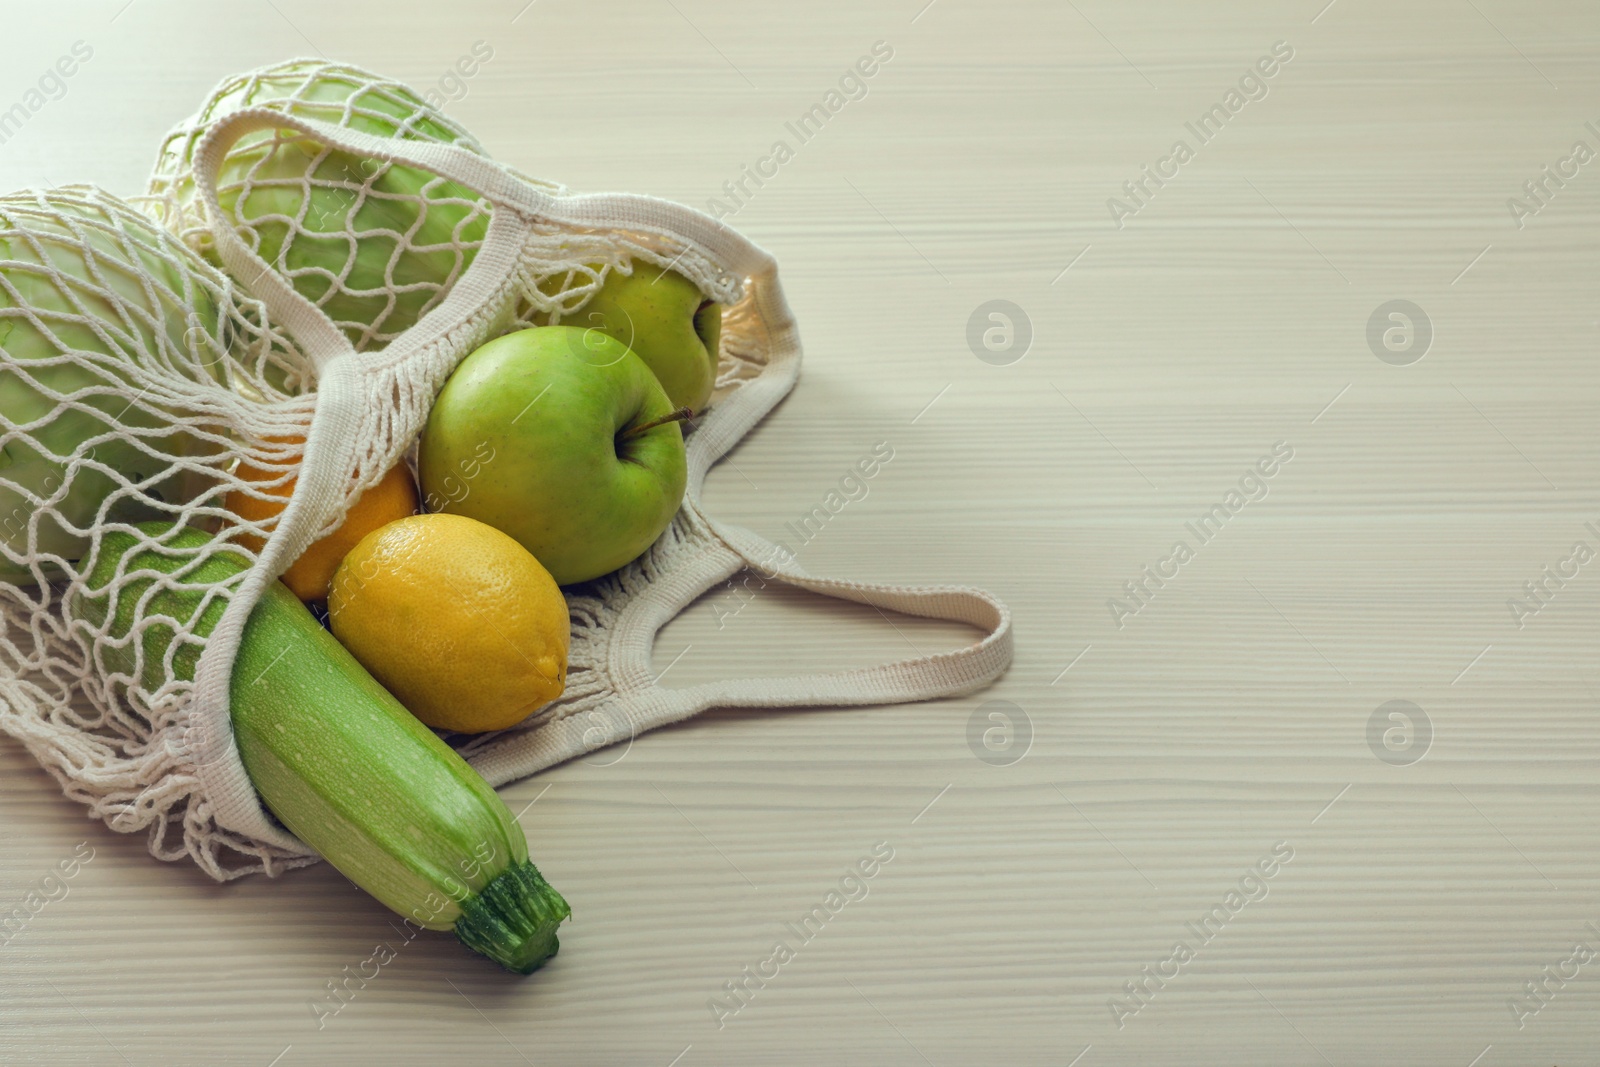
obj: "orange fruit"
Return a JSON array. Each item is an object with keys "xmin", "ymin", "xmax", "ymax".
[
  {"xmin": 328, "ymin": 513, "xmax": 569, "ymax": 733},
  {"xmin": 224, "ymin": 435, "xmax": 419, "ymax": 602}
]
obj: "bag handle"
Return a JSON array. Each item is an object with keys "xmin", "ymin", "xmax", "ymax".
[
  {"xmin": 660, "ymin": 263, "xmax": 1012, "ymax": 716},
  {"xmin": 467, "ymin": 526, "xmax": 1012, "ymax": 790},
  {"xmin": 189, "ymin": 107, "xmax": 537, "ymax": 372},
  {"xmin": 681, "ymin": 540, "xmax": 1012, "ymax": 707}
]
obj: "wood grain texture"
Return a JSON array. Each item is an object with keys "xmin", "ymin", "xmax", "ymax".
[{"xmin": 2, "ymin": 0, "xmax": 1599, "ymax": 1063}]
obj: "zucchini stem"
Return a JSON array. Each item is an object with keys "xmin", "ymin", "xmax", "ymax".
[{"xmin": 453, "ymin": 859, "xmax": 571, "ymax": 974}]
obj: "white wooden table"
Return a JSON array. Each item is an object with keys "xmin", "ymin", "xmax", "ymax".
[{"xmin": 2, "ymin": 1, "xmax": 1597, "ymax": 1063}]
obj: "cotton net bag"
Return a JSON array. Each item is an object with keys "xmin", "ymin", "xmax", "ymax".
[{"xmin": 0, "ymin": 59, "xmax": 1013, "ymax": 880}]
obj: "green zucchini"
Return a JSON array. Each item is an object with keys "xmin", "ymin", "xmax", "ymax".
[{"xmin": 73, "ymin": 522, "xmax": 569, "ymax": 973}]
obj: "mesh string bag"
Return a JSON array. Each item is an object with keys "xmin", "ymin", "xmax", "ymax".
[{"xmin": 0, "ymin": 58, "xmax": 1014, "ymax": 881}]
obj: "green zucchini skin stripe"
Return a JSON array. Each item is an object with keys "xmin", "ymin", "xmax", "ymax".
[{"xmin": 73, "ymin": 522, "xmax": 569, "ymax": 973}]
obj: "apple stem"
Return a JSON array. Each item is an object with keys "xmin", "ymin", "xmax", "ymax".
[{"xmin": 623, "ymin": 407, "xmax": 694, "ymax": 439}]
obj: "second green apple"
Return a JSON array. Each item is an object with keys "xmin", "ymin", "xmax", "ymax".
[{"xmin": 538, "ymin": 261, "xmax": 722, "ymax": 414}]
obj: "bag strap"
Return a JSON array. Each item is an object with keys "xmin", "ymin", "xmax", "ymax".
[{"xmin": 626, "ymin": 263, "xmax": 1012, "ymax": 718}]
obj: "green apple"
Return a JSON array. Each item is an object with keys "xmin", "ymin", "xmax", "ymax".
[
  {"xmin": 419, "ymin": 326, "xmax": 688, "ymax": 585},
  {"xmin": 540, "ymin": 261, "xmax": 722, "ymax": 414}
]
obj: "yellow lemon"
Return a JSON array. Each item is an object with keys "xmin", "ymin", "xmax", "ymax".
[{"xmin": 328, "ymin": 513, "xmax": 569, "ymax": 733}]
